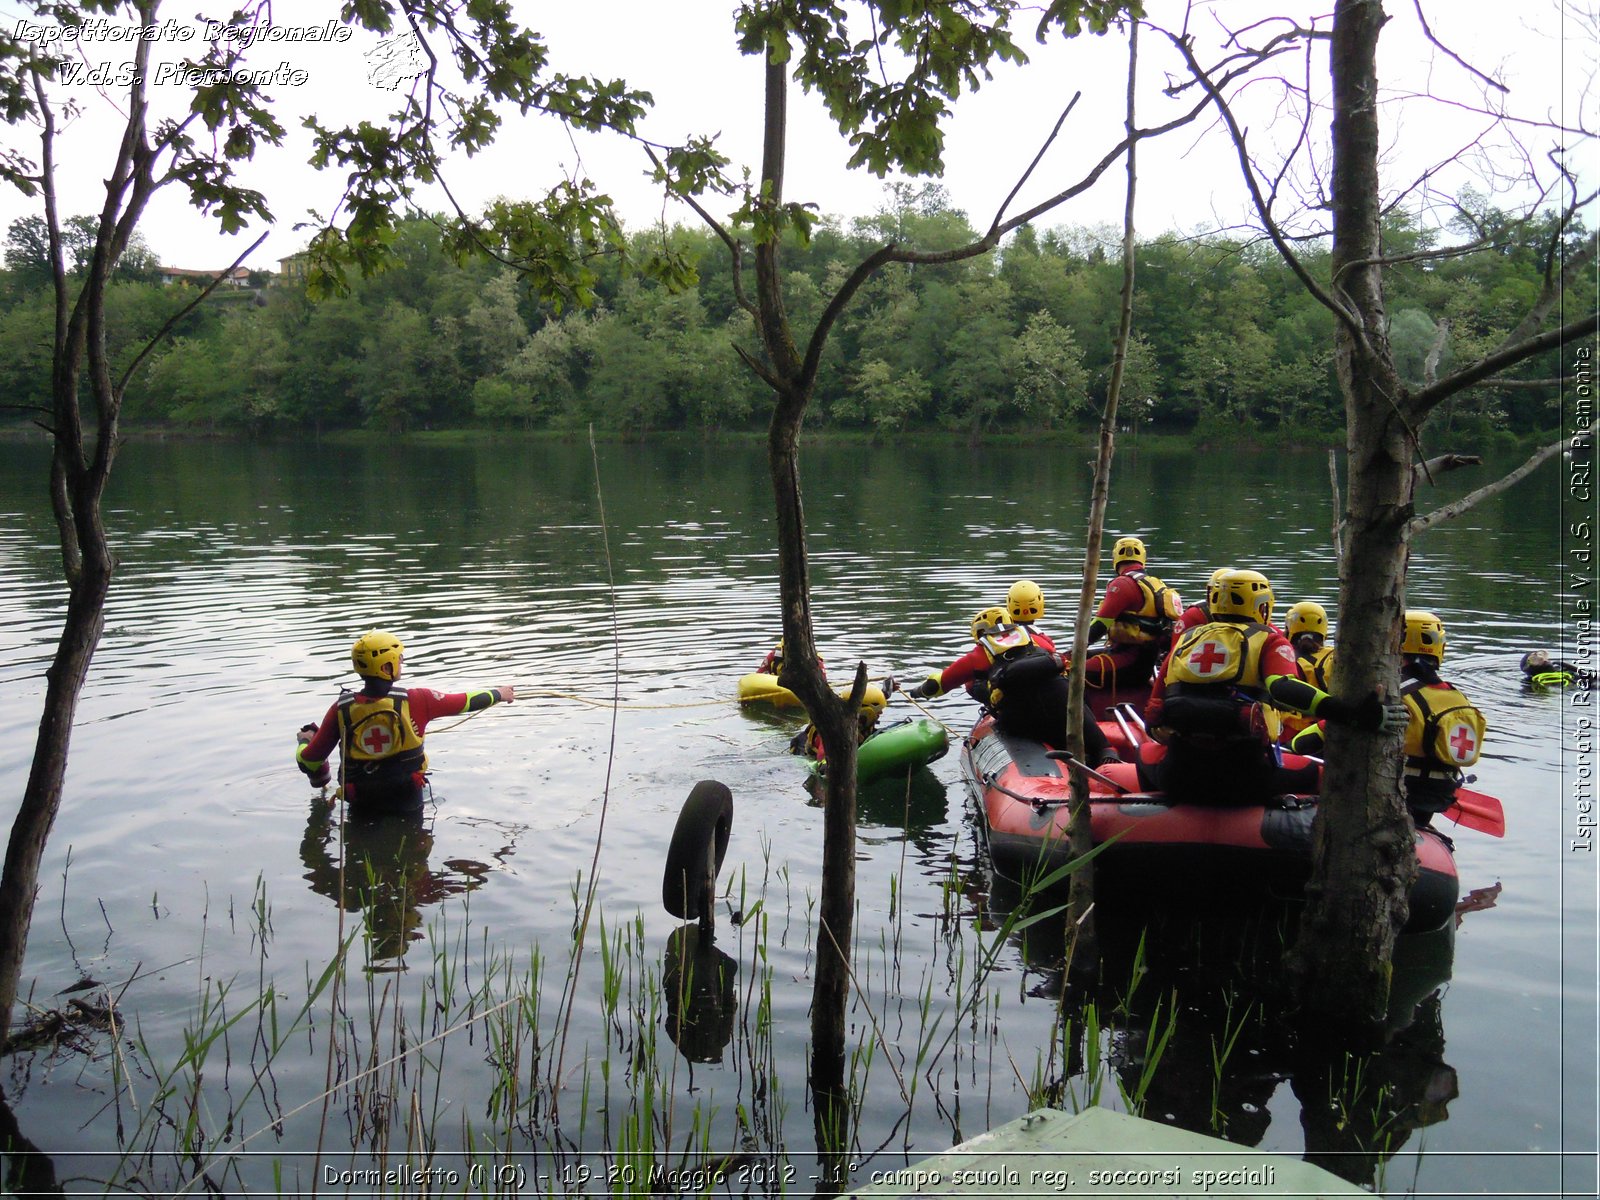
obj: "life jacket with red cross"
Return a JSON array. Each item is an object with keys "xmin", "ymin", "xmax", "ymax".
[
  {"xmin": 337, "ymin": 687, "xmax": 428, "ymax": 791},
  {"xmin": 1401, "ymin": 678, "xmax": 1485, "ymax": 784},
  {"xmin": 1161, "ymin": 620, "xmax": 1280, "ymax": 743}
]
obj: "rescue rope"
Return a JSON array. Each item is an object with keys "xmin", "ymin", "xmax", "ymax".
[
  {"xmin": 896, "ymin": 690, "xmax": 961, "ymax": 738},
  {"xmin": 423, "ymin": 690, "xmax": 743, "ymax": 736},
  {"xmin": 512, "ymin": 690, "xmax": 731, "ymax": 710},
  {"xmin": 551, "ymin": 426, "xmax": 623, "ymax": 1112}
]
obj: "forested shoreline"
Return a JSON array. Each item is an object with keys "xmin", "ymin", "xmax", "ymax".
[{"xmin": 0, "ymin": 186, "xmax": 1573, "ymax": 441}]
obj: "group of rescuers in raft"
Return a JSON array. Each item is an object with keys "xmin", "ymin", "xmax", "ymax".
[
  {"xmin": 768, "ymin": 536, "xmax": 1488, "ymax": 827},
  {"xmin": 293, "ymin": 536, "xmax": 1507, "ymax": 828}
]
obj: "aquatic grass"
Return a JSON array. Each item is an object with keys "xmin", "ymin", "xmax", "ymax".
[
  {"xmin": 1206, "ymin": 995, "xmax": 1256, "ymax": 1135},
  {"xmin": 1118, "ymin": 989, "xmax": 1179, "ymax": 1119},
  {"xmin": 12, "ymin": 808, "xmax": 1264, "ymax": 1198}
]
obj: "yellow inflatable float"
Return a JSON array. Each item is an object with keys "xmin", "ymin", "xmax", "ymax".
[{"xmin": 738, "ymin": 673, "xmax": 888, "ymax": 712}]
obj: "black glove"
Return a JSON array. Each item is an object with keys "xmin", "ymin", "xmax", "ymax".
[
  {"xmin": 912, "ymin": 678, "xmax": 939, "ymax": 699},
  {"xmin": 1320, "ymin": 691, "xmax": 1406, "ymax": 734},
  {"xmin": 881, "ymin": 675, "xmax": 898, "ymax": 696}
]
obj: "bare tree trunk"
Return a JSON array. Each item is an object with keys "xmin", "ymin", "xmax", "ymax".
[
  {"xmin": 1286, "ymin": 0, "xmax": 1415, "ymax": 1039},
  {"xmin": 665, "ymin": 8, "xmax": 1207, "ymax": 1155},
  {"xmin": 745, "ymin": 50, "xmax": 863, "ymax": 1175},
  {"xmin": 0, "ymin": 557, "xmax": 110, "ymax": 1044},
  {"xmin": 0, "ymin": 34, "xmax": 156, "ymax": 1046},
  {"xmin": 1158, "ymin": 0, "xmax": 1596, "ymax": 1044},
  {"xmin": 1064, "ymin": 20, "xmax": 1143, "ymax": 983}
]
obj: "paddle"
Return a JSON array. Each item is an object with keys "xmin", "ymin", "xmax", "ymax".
[
  {"xmin": 1045, "ymin": 749, "xmax": 1130, "ymax": 795},
  {"xmin": 1443, "ymin": 787, "xmax": 1506, "ymax": 838},
  {"xmin": 1298, "ymin": 751, "xmax": 1506, "ymax": 838},
  {"xmin": 1110, "ymin": 704, "xmax": 1141, "ymax": 748}
]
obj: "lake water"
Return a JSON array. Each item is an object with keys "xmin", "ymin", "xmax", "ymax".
[{"xmin": 0, "ymin": 436, "xmax": 1593, "ymax": 1197}]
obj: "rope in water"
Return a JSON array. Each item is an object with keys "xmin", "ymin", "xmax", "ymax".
[
  {"xmin": 424, "ymin": 689, "xmax": 759, "ymax": 736},
  {"xmin": 428, "ymin": 683, "xmax": 953, "ymax": 733},
  {"xmin": 512, "ymin": 689, "xmax": 732, "ymax": 709}
]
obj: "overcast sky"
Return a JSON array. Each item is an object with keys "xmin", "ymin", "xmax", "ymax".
[{"xmin": 0, "ymin": 0, "xmax": 1591, "ymax": 273}]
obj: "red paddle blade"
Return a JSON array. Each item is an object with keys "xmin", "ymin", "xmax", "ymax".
[{"xmin": 1443, "ymin": 787, "xmax": 1505, "ymax": 838}]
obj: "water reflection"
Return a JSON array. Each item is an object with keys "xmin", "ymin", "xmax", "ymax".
[
  {"xmin": 298, "ymin": 802, "xmax": 500, "ymax": 969},
  {"xmin": 0, "ymin": 1087, "xmax": 62, "ymax": 1198},
  {"xmin": 0, "ymin": 438, "xmax": 1570, "ymax": 1191},
  {"xmin": 1294, "ymin": 937, "xmax": 1460, "ymax": 1189},
  {"xmin": 986, "ymin": 868, "xmax": 1457, "ymax": 1186},
  {"xmin": 663, "ymin": 925, "xmax": 738, "ymax": 1065},
  {"xmin": 855, "ymin": 769, "xmax": 949, "ymax": 835}
]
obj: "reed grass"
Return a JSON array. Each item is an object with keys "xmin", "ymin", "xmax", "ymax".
[
  {"xmin": 9, "ymin": 835, "xmax": 1076, "ymax": 1196},
  {"xmin": 5, "ymin": 823, "xmax": 1439, "ymax": 1196}
]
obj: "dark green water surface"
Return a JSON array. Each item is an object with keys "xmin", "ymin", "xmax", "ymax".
[{"xmin": 0, "ymin": 436, "xmax": 1592, "ymax": 1197}]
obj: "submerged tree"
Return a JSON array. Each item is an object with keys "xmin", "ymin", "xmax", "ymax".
[{"xmin": 1160, "ymin": 0, "xmax": 1596, "ymax": 1037}]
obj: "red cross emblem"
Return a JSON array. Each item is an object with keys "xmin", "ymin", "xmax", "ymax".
[
  {"xmin": 1449, "ymin": 725, "xmax": 1477, "ymax": 761},
  {"xmin": 361, "ymin": 724, "xmax": 393, "ymax": 755},
  {"xmin": 1188, "ymin": 640, "xmax": 1228, "ymax": 676}
]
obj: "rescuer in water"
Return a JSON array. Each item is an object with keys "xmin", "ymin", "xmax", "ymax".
[{"xmin": 296, "ymin": 629, "xmax": 515, "ymax": 811}]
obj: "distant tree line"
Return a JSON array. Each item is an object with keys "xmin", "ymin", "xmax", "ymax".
[{"xmin": 0, "ymin": 184, "xmax": 1577, "ymax": 440}]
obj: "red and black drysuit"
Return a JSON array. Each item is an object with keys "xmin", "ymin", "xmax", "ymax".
[
  {"xmin": 1083, "ymin": 567, "xmax": 1181, "ymax": 692},
  {"xmin": 1144, "ymin": 615, "xmax": 1374, "ymax": 806},
  {"xmin": 918, "ymin": 626, "xmax": 1116, "ymax": 763},
  {"xmin": 297, "ymin": 681, "xmax": 509, "ymax": 811}
]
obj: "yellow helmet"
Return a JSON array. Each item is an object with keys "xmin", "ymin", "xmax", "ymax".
[
  {"xmin": 859, "ymin": 687, "xmax": 887, "ymax": 723},
  {"xmin": 1006, "ymin": 580, "xmax": 1045, "ymax": 624},
  {"xmin": 1208, "ymin": 567, "xmax": 1231, "ymax": 589},
  {"xmin": 1208, "ymin": 570, "xmax": 1274, "ymax": 624},
  {"xmin": 352, "ymin": 629, "xmax": 404, "ymax": 681},
  {"xmin": 1113, "ymin": 537, "xmax": 1146, "ymax": 569},
  {"xmin": 971, "ymin": 606, "xmax": 1010, "ymax": 641},
  {"xmin": 1401, "ymin": 611, "xmax": 1446, "ymax": 661},
  {"xmin": 1286, "ymin": 601, "xmax": 1329, "ymax": 641}
]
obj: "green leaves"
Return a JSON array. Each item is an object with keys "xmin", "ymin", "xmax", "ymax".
[
  {"xmin": 733, "ymin": 186, "xmax": 821, "ymax": 248},
  {"xmin": 305, "ymin": 2, "xmax": 670, "ymax": 309},
  {"xmin": 1035, "ymin": 0, "xmax": 1141, "ymax": 41},
  {"xmin": 728, "ymin": 1, "xmax": 1133, "ymax": 184},
  {"xmin": 654, "ymin": 138, "xmax": 734, "ymax": 200}
]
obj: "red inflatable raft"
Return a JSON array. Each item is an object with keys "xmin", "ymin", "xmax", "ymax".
[{"xmin": 962, "ymin": 714, "xmax": 1459, "ymax": 933}]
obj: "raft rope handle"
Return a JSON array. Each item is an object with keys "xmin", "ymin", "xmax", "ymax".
[{"xmin": 983, "ymin": 770, "xmax": 1072, "ymax": 809}]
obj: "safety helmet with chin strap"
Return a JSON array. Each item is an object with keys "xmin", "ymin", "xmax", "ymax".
[{"xmin": 1286, "ymin": 601, "xmax": 1329, "ymax": 641}]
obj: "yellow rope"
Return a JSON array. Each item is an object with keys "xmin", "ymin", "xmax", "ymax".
[
  {"xmin": 897, "ymin": 692, "xmax": 961, "ymax": 738},
  {"xmin": 515, "ymin": 690, "xmax": 732, "ymax": 710},
  {"xmin": 425, "ymin": 689, "xmax": 746, "ymax": 735}
]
